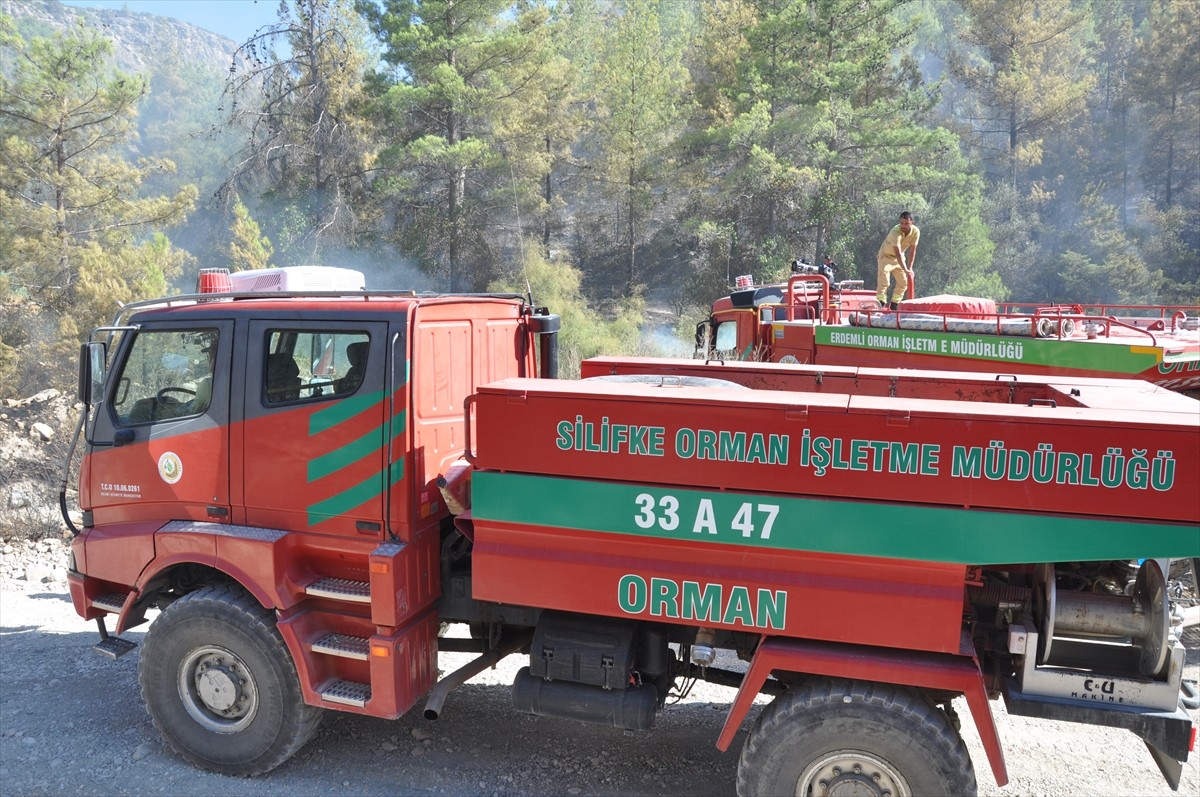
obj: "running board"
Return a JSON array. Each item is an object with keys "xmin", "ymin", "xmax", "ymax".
[
  {"xmin": 305, "ymin": 577, "xmax": 371, "ymax": 603},
  {"xmin": 93, "ymin": 635, "xmax": 137, "ymax": 660},
  {"xmin": 92, "ymin": 593, "xmax": 128, "ymax": 613},
  {"xmin": 319, "ymin": 679, "xmax": 371, "ymax": 707},
  {"xmin": 312, "ymin": 633, "xmax": 370, "ymax": 660},
  {"xmin": 91, "ymin": 617, "xmax": 136, "ymax": 660}
]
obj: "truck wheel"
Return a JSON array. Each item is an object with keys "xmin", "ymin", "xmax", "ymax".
[
  {"xmin": 736, "ymin": 678, "xmax": 976, "ymax": 797},
  {"xmin": 138, "ymin": 584, "xmax": 323, "ymax": 775}
]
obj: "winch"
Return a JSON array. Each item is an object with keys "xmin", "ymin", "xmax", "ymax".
[{"xmin": 1012, "ymin": 559, "xmax": 1184, "ymax": 712}]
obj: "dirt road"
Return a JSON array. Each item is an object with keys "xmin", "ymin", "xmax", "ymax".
[{"xmin": 2, "ymin": 576, "xmax": 1197, "ymax": 797}]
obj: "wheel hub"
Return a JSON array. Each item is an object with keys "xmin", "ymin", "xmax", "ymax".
[
  {"xmin": 179, "ymin": 645, "xmax": 259, "ymax": 732},
  {"xmin": 196, "ymin": 663, "xmax": 241, "ymax": 712},
  {"xmin": 798, "ymin": 751, "xmax": 909, "ymax": 797}
]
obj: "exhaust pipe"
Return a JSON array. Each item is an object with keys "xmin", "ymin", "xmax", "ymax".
[
  {"xmin": 423, "ymin": 630, "xmax": 532, "ymax": 720},
  {"xmin": 529, "ymin": 312, "xmax": 560, "ymax": 379}
]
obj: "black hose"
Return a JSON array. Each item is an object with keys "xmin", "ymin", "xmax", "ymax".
[
  {"xmin": 1181, "ymin": 680, "xmax": 1200, "ymax": 711},
  {"xmin": 59, "ymin": 407, "xmax": 86, "ymax": 536},
  {"xmin": 60, "ymin": 489, "xmax": 81, "ymax": 536}
]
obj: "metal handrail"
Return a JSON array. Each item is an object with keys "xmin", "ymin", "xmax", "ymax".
[
  {"xmin": 784, "ymin": 274, "xmax": 832, "ymax": 322},
  {"xmin": 852, "ymin": 307, "xmax": 1163, "ymax": 346},
  {"xmin": 109, "ymin": 289, "xmax": 528, "ymax": 327}
]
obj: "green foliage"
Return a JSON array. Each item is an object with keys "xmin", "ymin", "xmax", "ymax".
[
  {"xmin": 1053, "ymin": 249, "xmax": 1162, "ymax": 306},
  {"xmin": 2, "ymin": 0, "xmax": 1199, "ymax": 401},
  {"xmin": 679, "ymin": 0, "xmax": 984, "ymax": 303},
  {"xmin": 366, "ymin": 0, "xmax": 561, "ymax": 291},
  {"xmin": 902, "ymin": 140, "xmax": 1003, "ymax": 300},
  {"xmin": 1043, "ymin": 190, "xmax": 1163, "ymax": 304},
  {"xmin": 229, "ymin": 198, "xmax": 274, "ymax": 270},
  {"xmin": 489, "ymin": 247, "xmax": 656, "ymax": 379},
  {"xmin": 1131, "ymin": 0, "xmax": 1200, "ymax": 211},
  {"xmin": 0, "ymin": 18, "xmax": 196, "ymax": 396},
  {"xmin": 584, "ymin": 0, "xmax": 692, "ymax": 291},
  {"xmin": 1132, "ymin": 201, "xmax": 1200, "ymax": 304},
  {"xmin": 952, "ymin": 0, "xmax": 1096, "ymax": 183},
  {"xmin": 139, "ymin": 53, "xmax": 243, "ymax": 198}
]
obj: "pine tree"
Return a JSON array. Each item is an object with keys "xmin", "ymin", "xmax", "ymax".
[
  {"xmin": 679, "ymin": 0, "xmax": 995, "ymax": 299},
  {"xmin": 1131, "ymin": 0, "xmax": 1200, "ymax": 213},
  {"xmin": 222, "ymin": 0, "xmax": 375, "ymax": 263},
  {"xmin": 228, "ymin": 197, "xmax": 274, "ymax": 271},
  {"xmin": 949, "ymin": 0, "xmax": 1097, "ymax": 300},
  {"xmin": 0, "ymin": 18, "xmax": 197, "ymax": 394},
  {"xmin": 584, "ymin": 0, "xmax": 692, "ymax": 293},
  {"xmin": 950, "ymin": 0, "xmax": 1096, "ymax": 188},
  {"xmin": 366, "ymin": 0, "xmax": 563, "ymax": 291}
]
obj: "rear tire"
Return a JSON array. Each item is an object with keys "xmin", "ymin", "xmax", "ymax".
[
  {"xmin": 138, "ymin": 584, "xmax": 323, "ymax": 775},
  {"xmin": 736, "ymin": 677, "xmax": 976, "ymax": 797}
]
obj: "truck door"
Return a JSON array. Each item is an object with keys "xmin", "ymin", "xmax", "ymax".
[
  {"xmin": 240, "ymin": 320, "xmax": 389, "ymax": 536},
  {"xmin": 86, "ymin": 321, "xmax": 234, "ymax": 525}
]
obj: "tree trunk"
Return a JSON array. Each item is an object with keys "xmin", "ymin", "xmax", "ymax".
[
  {"xmin": 1009, "ymin": 103, "xmax": 1019, "ymax": 191},
  {"xmin": 628, "ymin": 163, "xmax": 636, "ymax": 290},
  {"xmin": 54, "ymin": 127, "xmax": 69, "ymax": 289},
  {"xmin": 1164, "ymin": 91, "xmax": 1176, "ymax": 207},
  {"xmin": 543, "ymin": 135, "xmax": 552, "ymax": 256}
]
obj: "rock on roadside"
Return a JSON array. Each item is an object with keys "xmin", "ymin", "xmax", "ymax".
[{"xmin": 0, "ymin": 537, "xmax": 71, "ymax": 585}]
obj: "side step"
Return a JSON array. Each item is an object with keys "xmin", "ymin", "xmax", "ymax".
[
  {"xmin": 318, "ymin": 679, "xmax": 371, "ymax": 707},
  {"xmin": 312, "ymin": 633, "xmax": 370, "ymax": 660},
  {"xmin": 93, "ymin": 635, "xmax": 137, "ymax": 660},
  {"xmin": 91, "ymin": 617, "xmax": 137, "ymax": 660},
  {"xmin": 305, "ymin": 577, "xmax": 371, "ymax": 604},
  {"xmin": 92, "ymin": 593, "xmax": 128, "ymax": 613}
]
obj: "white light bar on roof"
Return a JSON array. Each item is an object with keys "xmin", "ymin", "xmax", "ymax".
[{"xmin": 227, "ymin": 266, "xmax": 366, "ymax": 293}]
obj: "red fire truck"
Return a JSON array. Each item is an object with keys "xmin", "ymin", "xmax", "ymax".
[
  {"xmin": 65, "ymin": 268, "xmax": 1199, "ymax": 795},
  {"xmin": 695, "ymin": 272, "xmax": 1200, "ymax": 395}
]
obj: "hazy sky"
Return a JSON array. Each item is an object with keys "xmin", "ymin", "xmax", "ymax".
[{"xmin": 61, "ymin": 0, "xmax": 281, "ymax": 44}]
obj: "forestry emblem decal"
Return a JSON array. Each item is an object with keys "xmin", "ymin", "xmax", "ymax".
[{"xmin": 158, "ymin": 451, "xmax": 184, "ymax": 484}]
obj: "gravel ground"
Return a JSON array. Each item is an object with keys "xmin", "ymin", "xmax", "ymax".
[{"xmin": 2, "ymin": 540, "xmax": 1197, "ymax": 797}]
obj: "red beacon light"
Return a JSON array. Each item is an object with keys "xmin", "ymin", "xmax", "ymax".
[
  {"xmin": 197, "ymin": 268, "xmax": 233, "ymax": 294},
  {"xmin": 195, "ymin": 266, "xmax": 365, "ymax": 298}
]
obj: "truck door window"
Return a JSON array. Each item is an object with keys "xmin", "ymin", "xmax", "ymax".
[
  {"xmin": 112, "ymin": 330, "xmax": 219, "ymax": 425},
  {"xmin": 263, "ymin": 330, "xmax": 371, "ymax": 406}
]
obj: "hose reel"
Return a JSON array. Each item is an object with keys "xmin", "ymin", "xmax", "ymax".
[{"xmin": 1035, "ymin": 560, "xmax": 1171, "ymax": 678}]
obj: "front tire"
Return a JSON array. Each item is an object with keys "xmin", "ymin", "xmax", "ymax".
[
  {"xmin": 737, "ymin": 677, "xmax": 976, "ymax": 797},
  {"xmin": 138, "ymin": 584, "xmax": 323, "ymax": 775}
]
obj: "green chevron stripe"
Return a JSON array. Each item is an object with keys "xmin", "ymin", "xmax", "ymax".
[
  {"xmin": 304, "ymin": 382, "xmax": 410, "ymax": 523},
  {"xmin": 308, "ymin": 425, "xmax": 384, "ymax": 482},
  {"xmin": 308, "ymin": 472, "xmax": 384, "ymax": 524},
  {"xmin": 309, "ymin": 389, "xmax": 385, "ymax": 435}
]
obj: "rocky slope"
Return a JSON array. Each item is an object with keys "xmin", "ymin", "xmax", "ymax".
[
  {"xmin": 2, "ymin": 0, "xmax": 241, "ymax": 71},
  {"xmin": 0, "ymin": 388, "xmax": 74, "ymax": 581},
  {"xmin": 0, "ymin": 388, "xmax": 77, "ymax": 547}
]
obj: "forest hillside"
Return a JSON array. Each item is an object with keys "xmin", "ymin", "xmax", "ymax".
[{"xmin": 1, "ymin": 0, "xmax": 1197, "ymax": 399}]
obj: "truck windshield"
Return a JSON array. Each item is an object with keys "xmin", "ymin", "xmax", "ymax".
[
  {"xmin": 112, "ymin": 329, "xmax": 218, "ymax": 425},
  {"xmin": 714, "ymin": 321, "xmax": 738, "ymax": 354}
]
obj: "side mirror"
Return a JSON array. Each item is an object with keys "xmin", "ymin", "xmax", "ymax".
[{"xmin": 78, "ymin": 342, "xmax": 107, "ymax": 405}]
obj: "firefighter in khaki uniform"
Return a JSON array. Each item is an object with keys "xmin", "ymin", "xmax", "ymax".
[{"xmin": 876, "ymin": 211, "xmax": 919, "ymax": 309}]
